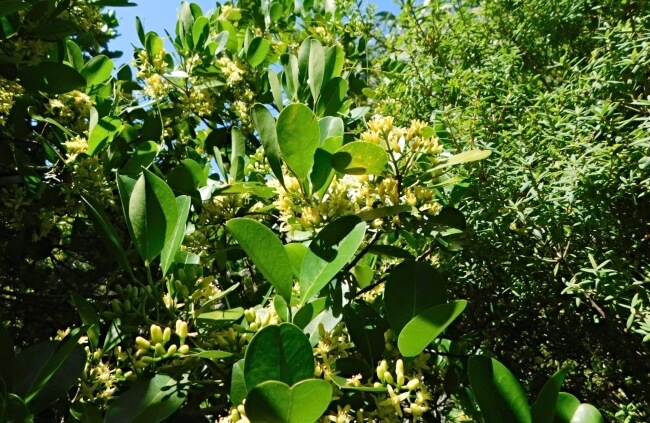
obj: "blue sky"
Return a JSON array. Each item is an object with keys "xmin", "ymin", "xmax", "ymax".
[{"xmin": 109, "ymin": 0, "xmax": 400, "ymax": 65}]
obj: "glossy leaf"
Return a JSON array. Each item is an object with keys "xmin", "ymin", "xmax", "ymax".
[
  {"xmin": 80, "ymin": 55, "xmax": 113, "ymax": 86},
  {"xmin": 14, "ymin": 336, "xmax": 86, "ymax": 414},
  {"xmin": 276, "ymin": 103, "xmax": 320, "ymax": 181},
  {"xmin": 88, "ymin": 116, "xmax": 122, "ymax": 156},
  {"xmin": 247, "ymin": 36, "xmax": 270, "ymax": 67},
  {"xmin": 21, "ymin": 62, "xmax": 85, "ymax": 94},
  {"xmin": 332, "ymin": 141, "xmax": 388, "ymax": 175},
  {"xmin": 432, "ymin": 149, "xmax": 492, "ymax": 171},
  {"xmin": 468, "ymin": 356, "xmax": 532, "ymax": 423},
  {"xmin": 252, "ymin": 104, "xmax": 284, "ymax": 184},
  {"xmin": 299, "ymin": 216, "xmax": 366, "ymax": 306},
  {"xmin": 65, "ymin": 39, "xmax": 84, "ymax": 71},
  {"xmin": 554, "ymin": 393, "xmax": 604, "ymax": 423},
  {"xmin": 311, "ymin": 136, "xmax": 343, "ymax": 197},
  {"xmin": 227, "ymin": 218, "xmax": 293, "ymax": 304},
  {"xmin": 230, "ymin": 359, "xmax": 247, "ymax": 406},
  {"xmin": 284, "ymin": 243, "xmax": 308, "ymax": 280},
  {"xmin": 128, "ymin": 169, "xmax": 179, "ymax": 265},
  {"xmin": 532, "ymin": 368, "xmax": 568, "ymax": 423},
  {"xmin": 343, "ymin": 302, "xmax": 385, "ymax": 365},
  {"xmin": 70, "ymin": 292, "xmax": 100, "ymax": 349},
  {"xmin": 159, "ymin": 195, "xmax": 191, "ymax": 276},
  {"xmin": 246, "ymin": 379, "xmax": 332, "ymax": 423},
  {"xmin": 308, "ymin": 39, "xmax": 324, "ymax": 99},
  {"xmin": 244, "ymin": 323, "xmax": 314, "ymax": 389},
  {"xmin": 293, "ymin": 297, "xmax": 327, "ymax": 330},
  {"xmin": 230, "ymin": 127, "xmax": 246, "ymax": 182},
  {"xmin": 273, "ymin": 295, "xmax": 290, "ymax": 323},
  {"xmin": 384, "ymin": 260, "xmax": 447, "ymax": 335},
  {"xmin": 318, "ymin": 117, "xmax": 344, "ymax": 143},
  {"xmin": 322, "ymin": 45, "xmax": 344, "ymax": 87},
  {"xmin": 121, "ymin": 141, "xmax": 160, "ymax": 174},
  {"xmin": 192, "ymin": 16, "xmax": 209, "ymax": 49},
  {"xmin": 315, "ymin": 77, "xmax": 348, "ymax": 117},
  {"xmin": 268, "ymin": 69, "xmax": 283, "ymax": 110},
  {"xmin": 397, "ymin": 300, "xmax": 467, "ymax": 357},
  {"xmin": 104, "ymin": 375, "xmax": 187, "ymax": 423}
]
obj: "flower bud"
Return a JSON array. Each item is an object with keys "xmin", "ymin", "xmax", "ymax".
[
  {"xmin": 406, "ymin": 378, "xmax": 420, "ymax": 390},
  {"xmin": 150, "ymin": 325, "xmax": 163, "ymax": 344},
  {"xmin": 135, "ymin": 336, "xmax": 150, "ymax": 350},
  {"xmin": 237, "ymin": 404, "xmax": 246, "ymax": 415},
  {"xmin": 178, "ymin": 344, "xmax": 190, "ymax": 354},
  {"xmin": 376, "ymin": 360, "xmax": 388, "ymax": 381},
  {"xmin": 163, "ymin": 327, "xmax": 172, "ymax": 343},
  {"xmin": 176, "ymin": 320, "xmax": 188, "ymax": 341},
  {"xmin": 166, "ymin": 344, "xmax": 178, "ymax": 356},
  {"xmin": 384, "ymin": 371, "xmax": 394, "ymax": 385}
]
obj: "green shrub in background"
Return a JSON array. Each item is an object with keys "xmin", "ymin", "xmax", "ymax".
[
  {"xmin": 362, "ymin": 0, "xmax": 649, "ymax": 420},
  {"xmin": 0, "ymin": 0, "xmax": 634, "ymax": 421}
]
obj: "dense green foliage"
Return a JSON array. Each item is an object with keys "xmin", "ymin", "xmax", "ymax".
[{"xmin": 0, "ymin": 0, "xmax": 646, "ymax": 422}]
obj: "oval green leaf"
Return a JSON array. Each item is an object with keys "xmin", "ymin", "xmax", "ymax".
[
  {"xmin": 554, "ymin": 393, "xmax": 604, "ymax": 423},
  {"xmin": 276, "ymin": 103, "xmax": 320, "ymax": 181},
  {"xmin": 252, "ymin": 104, "xmax": 284, "ymax": 185},
  {"xmin": 244, "ymin": 323, "xmax": 314, "ymax": 389},
  {"xmin": 104, "ymin": 374, "xmax": 187, "ymax": 423},
  {"xmin": 384, "ymin": 260, "xmax": 447, "ymax": 335},
  {"xmin": 331, "ymin": 141, "xmax": 388, "ymax": 175},
  {"xmin": 532, "ymin": 368, "xmax": 568, "ymax": 423},
  {"xmin": 247, "ymin": 36, "xmax": 270, "ymax": 67},
  {"xmin": 468, "ymin": 356, "xmax": 532, "ymax": 423},
  {"xmin": 246, "ymin": 379, "xmax": 332, "ymax": 423},
  {"xmin": 227, "ymin": 218, "xmax": 293, "ymax": 304},
  {"xmin": 128, "ymin": 169, "xmax": 178, "ymax": 265},
  {"xmin": 80, "ymin": 55, "xmax": 114, "ymax": 86},
  {"xmin": 397, "ymin": 300, "xmax": 467, "ymax": 357},
  {"xmin": 299, "ymin": 215, "xmax": 366, "ymax": 306},
  {"xmin": 21, "ymin": 62, "xmax": 86, "ymax": 94},
  {"xmin": 159, "ymin": 195, "xmax": 191, "ymax": 276}
]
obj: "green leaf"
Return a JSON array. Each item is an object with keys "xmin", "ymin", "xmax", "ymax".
[
  {"xmin": 299, "ymin": 216, "xmax": 366, "ymax": 306},
  {"xmin": 432, "ymin": 149, "xmax": 492, "ymax": 171},
  {"xmin": 104, "ymin": 375, "xmax": 188, "ymax": 423},
  {"xmin": 276, "ymin": 103, "xmax": 320, "ymax": 181},
  {"xmin": 532, "ymin": 368, "xmax": 568, "ymax": 423},
  {"xmin": 285, "ymin": 243, "xmax": 308, "ymax": 280},
  {"xmin": 159, "ymin": 195, "xmax": 191, "ymax": 276},
  {"xmin": 80, "ymin": 55, "xmax": 113, "ymax": 86},
  {"xmin": 80, "ymin": 194, "xmax": 133, "ymax": 278},
  {"xmin": 310, "ymin": 136, "xmax": 343, "ymax": 197},
  {"xmin": 273, "ymin": 295, "xmax": 290, "ymax": 323},
  {"xmin": 293, "ymin": 297, "xmax": 327, "ymax": 330},
  {"xmin": 318, "ymin": 117, "xmax": 344, "ymax": 143},
  {"xmin": 252, "ymin": 104, "xmax": 284, "ymax": 185},
  {"xmin": 268, "ymin": 69, "xmax": 283, "ymax": 111},
  {"xmin": 21, "ymin": 62, "xmax": 86, "ymax": 94},
  {"xmin": 332, "ymin": 141, "xmax": 388, "ymax": 175},
  {"xmin": 315, "ymin": 77, "xmax": 348, "ymax": 117},
  {"xmin": 281, "ymin": 54, "xmax": 299, "ymax": 100},
  {"xmin": 227, "ymin": 218, "xmax": 293, "ymax": 304},
  {"xmin": 65, "ymin": 40, "xmax": 84, "ymax": 71},
  {"xmin": 384, "ymin": 260, "xmax": 447, "ymax": 335},
  {"xmin": 322, "ymin": 45, "xmax": 344, "ymax": 88},
  {"xmin": 352, "ymin": 264, "xmax": 373, "ymax": 288},
  {"xmin": 244, "ymin": 323, "xmax": 314, "ymax": 389},
  {"xmin": 129, "ymin": 169, "xmax": 179, "ymax": 265},
  {"xmin": 197, "ymin": 307, "xmax": 244, "ymax": 324},
  {"xmin": 70, "ymin": 292, "xmax": 100, "ymax": 349},
  {"xmin": 343, "ymin": 302, "xmax": 385, "ymax": 365},
  {"xmin": 192, "ymin": 16, "xmax": 209, "ymax": 50},
  {"xmin": 230, "ymin": 127, "xmax": 246, "ymax": 182},
  {"xmin": 88, "ymin": 116, "xmax": 123, "ymax": 156},
  {"xmin": 246, "ymin": 379, "xmax": 332, "ymax": 423},
  {"xmin": 14, "ymin": 336, "xmax": 86, "ymax": 414},
  {"xmin": 397, "ymin": 300, "xmax": 467, "ymax": 357},
  {"xmin": 554, "ymin": 393, "xmax": 603, "ymax": 423},
  {"xmin": 308, "ymin": 39, "xmax": 324, "ymax": 100},
  {"xmin": 247, "ymin": 36, "xmax": 270, "ymax": 67},
  {"xmin": 135, "ymin": 16, "xmax": 145, "ymax": 45},
  {"xmin": 121, "ymin": 141, "xmax": 160, "ymax": 174},
  {"xmin": 468, "ymin": 356, "xmax": 532, "ymax": 423},
  {"xmin": 230, "ymin": 359, "xmax": 248, "ymax": 405}
]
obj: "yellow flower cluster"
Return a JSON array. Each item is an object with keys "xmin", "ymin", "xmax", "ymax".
[
  {"xmin": 135, "ymin": 48, "xmax": 170, "ymax": 78},
  {"xmin": 63, "ymin": 135, "xmax": 88, "ymax": 162},
  {"xmin": 314, "ymin": 323, "xmax": 353, "ymax": 381},
  {"xmin": 0, "ymin": 76, "xmax": 22, "ymax": 126},
  {"xmin": 45, "ymin": 90, "xmax": 92, "ymax": 133},
  {"xmin": 132, "ymin": 320, "xmax": 191, "ymax": 369},
  {"xmin": 373, "ymin": 358, "xmax": 431, "ymax": 420},
  {"xmin": 217, "ymin": 56, "xmax": 245, "ymax": 85}
]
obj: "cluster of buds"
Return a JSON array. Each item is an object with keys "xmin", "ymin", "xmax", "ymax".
[
  {"xmin": 228, "ymin": 403, "xmax": 249, "ymax": 422},
  {"xmin": 103, "ymin": 284, "xmax": 155, "ymax": 319},
  {"xmin": 132, "ymin": 320, "xmax": 190, "ymax": 369},
  {"xmin": 374, "ymin": 358, "xmax": 430, "ymax": 418}
]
